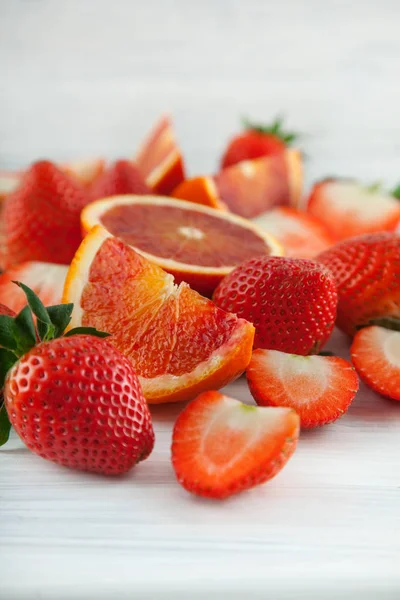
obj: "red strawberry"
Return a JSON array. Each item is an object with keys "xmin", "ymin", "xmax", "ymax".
[
  {"xmin": 350, "ymin": 325, "xmax": 400, "ymax": 401},
  {"xmin": 307, "ymin": 179, "xmax": 400, "ymax": 241},
  {"xmin": 220, "ymin": 117, "xmax": 297, "ymax": 169},
  {"xmin": 247, "ymin": 349, "xmax": 359, "ymax": 428},
  {"xmin": 213, "ymin": 256, "xmax": 337, "ymax": 355},
  {"xmin": 0, "ymin": 261, "xmax": 68, "ymax": 313},
  {"xmin": 0, "ymin": 284, "xmax": 154, "ymax": 473},
  {"xmin": 1, "ymin": 160, "xmax": 89, "ymax": 268},
  {"xmin": 171, "ymin": 390, "xmax": 299, "ymax": 499},
  {"xmin": 254, "ymin": 206, "xmax": 335, "ymax": 258},
  {"xmin": 317, "ymin": 232, "xmax": 400, "ymax": 336},
  {"xmin": 90, "ymin": 159, "xmax": 150, "ymax": 201}
]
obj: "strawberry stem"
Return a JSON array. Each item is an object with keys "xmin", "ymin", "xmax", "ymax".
[{"xmin": 242, "ymin": 116, "xmax": 298, "ymax": 144}]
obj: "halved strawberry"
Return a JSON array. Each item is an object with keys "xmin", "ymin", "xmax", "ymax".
[
  {"xmin": 90, "ymin": 159, "xmax": 150, "ymax": 201},
  {"xmin": 214, "ymin": 151, "xmax": 302, "ymax": 219},
  {"xmin": 171, "ymin": 390, "xmax": 299, "ymax": 499},
  {"xmin": 307, "ymin": 179, "xmax": 400, "ymax": 240},
  {"xmin": 1, "ymin": 160, "xmax": 89, "ymax": 267},
  {"xmin": 135, "ymin": 115, "xmax": 185, "ymax": 195},
  {"xmin": 254, "ymin": 207, "xmax": 334, "ymax": 258},
  {"xmin": 0, "ymin": 262, "xmax": 68, "ymax": 313},
  {"xmin": 247, "ymin": 349, "xmax": 359, "ymax": 428},
  {"xmin": 0, "ymin": 170, "xmax": 21, "ymax": 200},
  {"xmin": 61, "ymin": 158, "xmax": 105, "ymax": 187},
  {"xmin": 351, "ymin": 325, "xmax": 400, "ymax": 401}
]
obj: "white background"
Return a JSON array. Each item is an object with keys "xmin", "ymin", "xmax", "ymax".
[{"xmin": 1, "ymin": 1, "xmax": 400, "ymax": 598}]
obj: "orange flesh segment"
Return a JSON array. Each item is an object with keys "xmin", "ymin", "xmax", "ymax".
[
  {"xmin": 80, "ymin": 237, "xmax": 240, "ymax": 378},
  {"xmin": 100, "ymin": 203, "xmax": 271, "ymax": 267},
  {"xmin": 172, "ymin": 177, "xmax": 226, "ymax": 210}
]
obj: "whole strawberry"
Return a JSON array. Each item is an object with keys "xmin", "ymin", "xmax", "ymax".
[
  {"xmin": 220, "ymin": 117, "xmax": 297, "ymax": 169},
  {"xmin": 213, "ymin": 256, "xmax": 337, "ymax": 355},
  {"xmin": 317, "ymin": 232, "xmax": 400, "ymax": 336},
  {"xmin": 1, "ymin": 160, "xmax": 89, "ymax": 268},
  {"xmin": 0, "ymin": 283, "xmax": 154, "ymax": 473}
]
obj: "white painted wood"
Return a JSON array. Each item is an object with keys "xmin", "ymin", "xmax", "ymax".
[{"xmin": 1, "ymin": 1, "xmax": 400, "ymax": 598}]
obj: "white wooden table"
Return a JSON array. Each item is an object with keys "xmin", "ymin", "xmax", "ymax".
[{"xmin": 1, "ymin": 1, "xmax": 400, "ymax": 598}]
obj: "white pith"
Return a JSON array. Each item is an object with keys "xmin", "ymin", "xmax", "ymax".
[{"xmin": 324, "ymin": 181, "xmax": 399, "ymax": 221}]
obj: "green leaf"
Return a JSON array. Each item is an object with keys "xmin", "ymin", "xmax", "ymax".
[
  {"xmin": 0, "ymin": 315, "xmax": 19, "ymax": 352},
  {"xmin": 14, "ymin": 281, "xmax": 54, "ymax": 341},
  {"xmin": 0, "ymin": 404, "xmax": 12, "ymax": 446},
  {"xmin": 14, "ymin": 305, "xmax": 37, "ymax": 353},
  {"xmin": 0, "ymin": 348, "xmax": 17, "ymax": 389},
  {"xmin": 64, "ymin": 326, "xmax": 111, "ymax": 339},
  {"xmin": 46, "ymin": 304, "xmax": 74, "ymax": 337},
  {"xmin": 366, "ymin": 181, "xmax": 383, "ymax": 193},
  {"xmin": 392, "ymin": 185, "xmax": 400, "ymax": 200}
]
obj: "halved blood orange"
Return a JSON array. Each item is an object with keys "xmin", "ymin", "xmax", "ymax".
[
  {"xmin": 214, "ymin": 149, "xmax": 303, "ymax": 218},
  {"xmin": 254, "ymin": 207, "xmax": 335, "ymax": 259},
  {"xmin": 134, "ymin": 115, "xmax": 185, "ymax": 195},
  {"xmin": 81, "ymin": 195, "xmax": 282, "ymax": 296},
  {"xmin": 172, "ymin": 176, "xmax": 227, "ymax": 210},
  {"xmin": 0, "ymin": 261, "xmax": 68, "ymax": 313},
  {"xmin": 63, "ymin": 226, "xmax": 255, "ymax": 404}
]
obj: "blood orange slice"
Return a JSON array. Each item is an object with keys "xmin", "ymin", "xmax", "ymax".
[
  {"xmin": 0, "ymin": 261, "xmax": 68, "ymax": 313},
  {"xmin": 214, "ymin": 150, "xmax": 303, "ymax": 219},
  {"xmin": 81, "ymin": 195, "xmax": 282, "ymax": 296},
  {"xmin": 63, "ymin": 226, "xmax": 255, "ymax": 404},
  {"xmin": 134, "ymin": 115, "xmax": 185, "ymax": 195},
  {"xmin": 172, "ymin": 176, "xmax": 227, "ymax": 210},
  {"xmin": 254, "ymin": 207, "xmax": 335, "ymax": 258}
]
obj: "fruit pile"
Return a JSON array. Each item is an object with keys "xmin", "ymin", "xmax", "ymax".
[{"xmin": 0, "ymin": 115, "xmax": 399, "ymax": 500}]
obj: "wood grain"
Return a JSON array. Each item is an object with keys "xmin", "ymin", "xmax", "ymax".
[{"xmin": 1, "ymin": 1, "xmax": 400, "ymax": 598}]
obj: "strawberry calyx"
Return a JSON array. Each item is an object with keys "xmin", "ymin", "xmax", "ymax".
[
  {"xmin": 392, "ymin": 184, "xmax": 400, "ymax": 200},
  {"xmin": 242, "ymin": 116, "xmax": 298, "ymax": 145},
  {"xmin": 357, "ymin": 316, "xmax": 400, "ymax": 332},
  {"xmin": 0, "ymin": 282, "xmax": 110, "ymax": 445}
]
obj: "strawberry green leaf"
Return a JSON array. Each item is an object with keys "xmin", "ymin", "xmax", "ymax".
[
  {"xmin": 0, "ymin": 404, "xmax": 12, "ymax": 446},
  {"xmin": 64, "ymin": 326, "xmax": 111, "ymax": 339},
  {"xmin": 0, "ymin": 348, "xmax": 17, "ymax": 389},
  {"xmin": 14, "ymin": 281, "xmax": 55, "ymax": 342},
  {"xmin": 242, "ymin": 116, "xmax": 298, "ymax": 144},
  {"xmin": 392, "ymin": 185, "xmax": 400, "ymax": 200},
  {"xmin": 46, "ymin": 304, "xmax": 74, "ymax": 338},
  {"xmin": 0, "ymin": 315, "xmax": 19, "ymax": 352},
  {"xmin": 14, "ymin": 306, "xmax": 37, "ymax": 353}
]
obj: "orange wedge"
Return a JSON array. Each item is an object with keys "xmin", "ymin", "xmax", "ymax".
[
  {"xmin": 81, "ymin": 195, "xmax": 282, "ymax": 296},
  {"xmin": 63, "ymin": 226, "xmax": 255, "ymax": 404},
  {"xmin": 134, "ymin": 115, "xmax": 185, "ymax": 195},
  {"xmin": 172, "ymin": 176, "xmax": 227, "ymax": 210},
  {"xmin": 215, "ymin": 149, "xmax": 303, "ymax": 218}
]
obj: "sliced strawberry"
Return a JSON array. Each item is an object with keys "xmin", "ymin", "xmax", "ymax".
[
  {"xmin": 254, "ymin": 207, "xmax": 335, "ymax": 258},
  {"xmin": 351, "ymin": 325, "xmax": 400, "ymax": 401},
  {"xmin": 61, "ymin": 158, "xmax": 105, "ymax": 187},
  {"xmin": 0, "ymin": 170, "xmax": 21, "ymax": 200},
  {"xmin": 247, "ymin": 349, "xmax": 359, "ymax": 428},
  {"xmin": 135, "ymin": 115, "xmax": 185, "ymax": 195},
  {"xmin": 171, "ymin": 390, "xmax": 299, "ymax": 499},
  {"xmin": 1, "ymin": 160, "xmax": 89, "ymax": 267},
  {"xmin": 90, "ymin": 159, "xmax": 150, "ymax": 201},
  {"xmin": 0, "ymin": 262, "xmax": 68, "ymax": 313},
  {"xmin": 214, "ymin": 151, "xmax": 302, "ymax": 219},
  {"xmin": 307, "ymin": 179, "xmax": 400, "ymax": 241}
]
